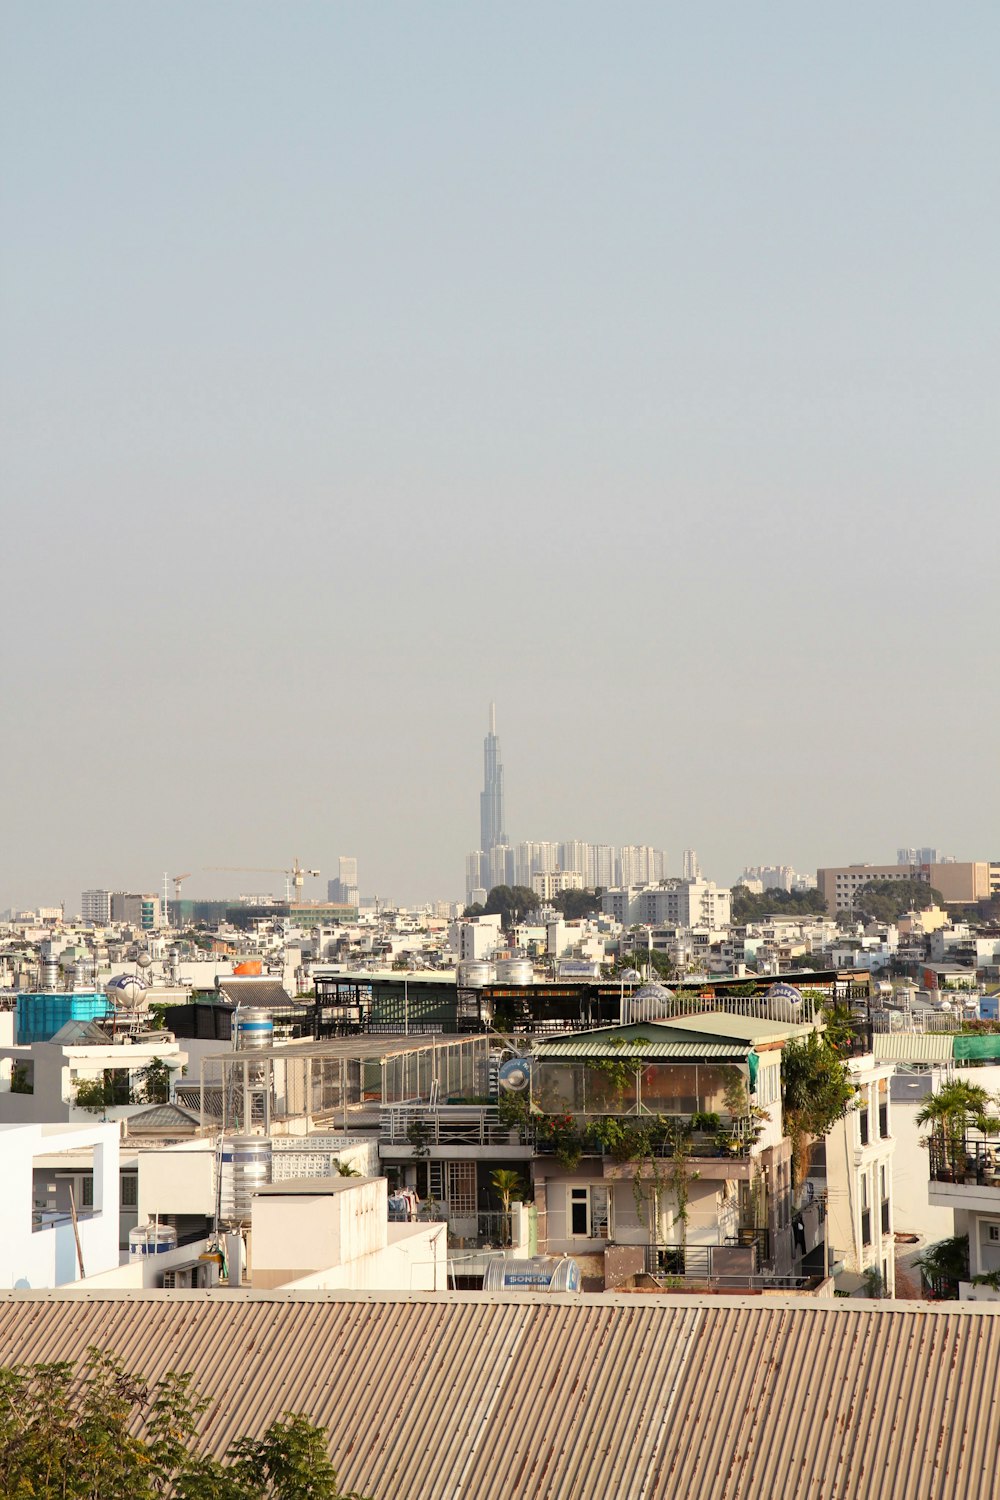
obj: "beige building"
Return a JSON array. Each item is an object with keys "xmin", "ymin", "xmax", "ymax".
[{"xmin": 818, "ymin": 861, "xmax": 991, "ymax": 913}]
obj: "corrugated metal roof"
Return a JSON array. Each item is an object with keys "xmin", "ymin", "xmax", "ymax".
[
  {"xmin": 662, "ymin": 1012, "xmax": 816, "ymax": 1042},
  {"xmin": 3, "ymin": 1292, "xmax": 997, "ymax": 1499},
  {"xmin": 533, "ymin": 1037, "xmax": 751, "ymax": 1059},
  {"xmin": 872, "ymin": 1033, "xmax": 955, "ymax": 1062}
]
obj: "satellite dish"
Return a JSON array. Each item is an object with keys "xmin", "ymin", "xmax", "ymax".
[{"xmin": 498, "ymin": 1057, "xmax": 531, "ymax": 1092}]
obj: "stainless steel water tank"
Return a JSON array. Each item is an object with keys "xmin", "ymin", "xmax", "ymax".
[
  {"xmin": 483, "ymin": 1255, "xmax": 581, "ymax": 1293},
  {"xmin": 494, "ymin": 958, "xmax": 534, "ymax": 985},
  {"xmin": 234, "ymin": 1009, "xmax": 274, "ymax": 1049},
  {"xmin": 457, "ymin": 961, "xmax": 495, "ymax": 988},
  {"xmin": 220, "ymin": 1136, "xmax": 272, "ymax": 1222}
]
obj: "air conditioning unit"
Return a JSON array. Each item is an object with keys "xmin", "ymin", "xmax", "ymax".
[{"xmin": 160, "ymin": 1258, "xmax": 219, "ymax": 1290}]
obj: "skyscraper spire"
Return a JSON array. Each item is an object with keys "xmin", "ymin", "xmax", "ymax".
[{"xmin": 480, "ymin": 703, "xmax": 505, "ymax": 854}]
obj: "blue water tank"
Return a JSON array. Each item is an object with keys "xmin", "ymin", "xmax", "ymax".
[{"xmin": 15, "ymin": 992, "xmax": 111, "ymax": 1044}]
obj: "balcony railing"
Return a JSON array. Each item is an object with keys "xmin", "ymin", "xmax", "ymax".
[
  {"xmin": 380, "ymin": 1104, "xmax": 524, "ymax": 1148},
  {"xmin": 929, "ymin": 1136, "xmax": 1000, "ymax": 1188},
  {"xmin": 635, "ymin": 1240, "xmax": 819, "ymax": 1292}
]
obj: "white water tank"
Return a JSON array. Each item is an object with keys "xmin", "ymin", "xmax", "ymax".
[{"xmin": 129, "ymin": 1223, "xmax": 178, "ymax": 1258}]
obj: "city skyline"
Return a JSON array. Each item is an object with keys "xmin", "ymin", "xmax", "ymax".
[
  {"xmin": 2, "ymin": 6, "xmax": 997, "ymax": 909},
  {"xmin": 0, "ymin": 691, "xmax": 994, "ymax": 914}
]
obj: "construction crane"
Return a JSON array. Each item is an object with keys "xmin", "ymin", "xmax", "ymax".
[
  {"xmin": 172, "ymin": 873, "xmax": 192, "ymax": 900},
  {"xmin": 205, "ymin": 858, "xmax": 320, "ymax": 903}
]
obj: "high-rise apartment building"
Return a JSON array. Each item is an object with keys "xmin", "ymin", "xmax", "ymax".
[
  {"xmin": 586, "ymin": 845, "xmax": 617, "ymax": 889},
  {"xmin": 480, "ymin": 702, "xmax": 506, "ymax": 856},
  {"xmin": 81, "ymin": 890, "xmax": 112, "ymax": 924},
  {"xmin": 682, "ymin": 849, "xmax": 700, "ymax": 881},
  {"xmin": 559, "ymin": 841, "xmax": 588, "ymax": 879},
  {"xmin": 617, "ymin": 846, "xmax": 665, "ymax": 886}
]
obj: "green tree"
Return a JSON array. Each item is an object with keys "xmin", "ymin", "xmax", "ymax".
[
  {"xmin": 482, "ymin": 885, "xmax": 541, "ymax": 929},
  {"xmin": 781, "ymin": 1033, "xmax": 858, "ymax": 1185},
  {"xmin": 138, "ymin": 1057, "xmax": 171, "ymax": 1104},
  {"xmin": 551, "ymin": 888, "xmax": 602, "ymax": 921},
  {"xmin": 10, "ymin": 1061, "xmax": 32, "ymax": 1094},
  {"xmin": 74, "ymin": 1077, "xmax": 108, "ymax": 1115},
  {"xmin": 731, "ymin": 886, "xmax": 827, "ymax": 924},
  {"xmin": 611, "ymin": 946, "xmax": 675, "ymax": 980},
  {"xmin": 849, "ymin": 879, "xmax": 946, "ymax": 925},
  {"xmin": 490, "ymin": 1168, "xmax": 526, "ymax": 1246},
  {"xmin": 915, "ymin": 1235, "xmax": 970, "ymax": 1300},
  {"xmin": 916, "ymin": 1080, "xmax": 993, "ymax": 1178},
  {"xmin": 0, "ymin": 1350, "xmax": 372, "ymax": 1500}
]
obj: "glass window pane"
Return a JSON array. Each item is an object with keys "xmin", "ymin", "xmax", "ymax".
[{"xmin": 639, "ymin": 1064, "xmax": 698, "ymax": 1114}]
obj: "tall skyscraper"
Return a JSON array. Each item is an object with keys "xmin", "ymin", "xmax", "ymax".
[
  {"xmin": 479, "ymin": 702, "xmax": 506, "ymax": 856},
  {"xmin": 327, "ymin": 856, "xmax": 359, "ymax": 906}
]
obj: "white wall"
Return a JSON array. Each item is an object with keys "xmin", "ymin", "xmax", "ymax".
[
  {"xmin": 137, "ymin": 1141, "xmax": 217, "ymax": 1225},
  {"xmin": 283, "ymin": 1222, "xmax": 447, "ymax": 1292},
  {"xmin": 0, "ymin": 1123, "xmax": 120, "ymax": 1289},
  {"xmin": 251, "ymin": 1178, "xmax": 388, "ymax": 1283}
]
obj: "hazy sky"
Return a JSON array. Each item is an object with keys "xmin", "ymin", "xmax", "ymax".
[{"xmin": 2, "ymin": 3, "xmax": 998, "ymax": 911}]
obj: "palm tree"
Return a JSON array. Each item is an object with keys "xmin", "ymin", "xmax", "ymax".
[
  {"xmin": 490, "ymin": 1168, "xmax": 526, "ymax": 1246},
  {"xmin": 917, "ymin": 1081, "xmax": 992, "ymax": 1178}
]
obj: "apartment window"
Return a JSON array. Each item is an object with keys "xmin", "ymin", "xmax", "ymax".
[
  {"xmin": 446, "ymin": 1162, "xmax": 477, "ymax": 1217},
  {"xmin": 988, "ymin": 1225, "xmax": 1000, "ymax": 1244},
  {"xmin": 878, "ymin": 1077, "xmax": 889, "ymax": 1138},
  {"xmin": 859, "ymin": 1110, "xmax": 870, "ymax": 1147},
  {"xmin": 121, "ymin": 1174, "xmax": 138, "ymax": 1209},
  {"xmin": 569, "ymin": 1185, "xmax": 609, "ymax": 1239},
  {"xmin": 81, "ymin": 1176, "xmax": 94, "ymax": 1209}
]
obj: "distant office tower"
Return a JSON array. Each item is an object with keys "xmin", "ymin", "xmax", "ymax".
[
  {"xmin": 480, "ymin": 703, "xmax": 506, "ymax": 856},
  {"xmin": 682, "ymin": 849, "xmax": 700, "ymax": 881},
  {"xmin": 110, "ymin": 893, "xmax": 161, "ymax": 929},
  {"xmin": 327, "ymin": 856, "xmax": 359, "ymax": 906},
  {"xmin": 897, "ymin": 848, "xmax": 917, "ymax": 866},
  {"xmin": 916, "ymin": 848, "xmax": 940, "ymax": 867},
  {"xmin": 81, "ymin": 889, "xmax": 112, "ymax": 924}
]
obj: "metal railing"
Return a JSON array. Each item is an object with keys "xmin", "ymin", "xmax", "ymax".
[
  {"xmin": 635, "ymin": 1241, "xmax": 817, "ymax": 1291},
  {"xmin": 380, "ymin": 1104, "xmax": 521, "ymax": 1147},
  {"xmin": 929, "ymin": 1136, "xmax": 1000, "ymax": 1187}
]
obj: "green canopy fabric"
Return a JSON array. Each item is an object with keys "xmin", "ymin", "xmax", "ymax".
[
  {"xmin": 748, "ymin": 1050, "xmax": 759, "ymax": 1092},
  {"xmin": 953, "ymin": 1035, "xmax": 1000, "ymax": 1061}
]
